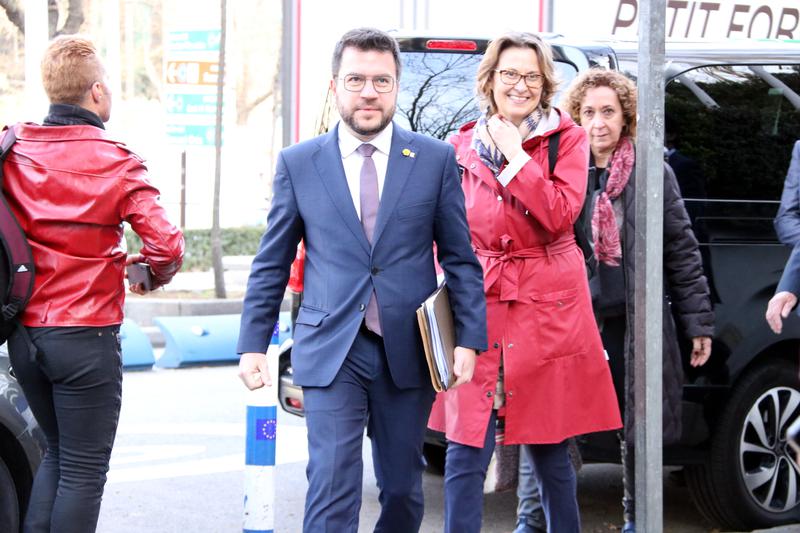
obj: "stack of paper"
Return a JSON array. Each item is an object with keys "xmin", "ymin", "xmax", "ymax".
[{"xmin": 416, "ymin": 282, "xmax": 456, "ymax": 392}]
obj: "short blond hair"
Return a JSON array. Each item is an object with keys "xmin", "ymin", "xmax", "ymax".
[
  {"xmin": 561, "ymin": 68, "xmax": 638, "ymax": 139},
  {"xmin": 476, "ymin": 32, "xmax": 558, "ymax": 116},
  {"xmin": 41, "ymin": 35, "xmax": 105, "ymax": 105}
]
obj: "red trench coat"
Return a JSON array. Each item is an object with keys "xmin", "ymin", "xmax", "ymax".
[{"xmin": 428, "ymin": 109, "xmax": 622, "ymax": 447}]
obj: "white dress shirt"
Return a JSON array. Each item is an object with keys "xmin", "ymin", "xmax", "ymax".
[{"xmin": 338, "ymin": 121, "xmax": 393, "ymax": 220}]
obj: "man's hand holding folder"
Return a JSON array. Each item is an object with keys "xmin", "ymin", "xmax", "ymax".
[
  {"xmin": 416, "ymin": 282, "xmax": 477, "ymax": 391},
  {"xmin": 452, "ymin": 346, "xmax": 476, "ymax": 388}
]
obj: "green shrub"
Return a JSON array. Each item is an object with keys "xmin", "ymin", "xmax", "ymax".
[{"xmin": 125, "ymin": 226, "xmax": 265, "ymax": 271}]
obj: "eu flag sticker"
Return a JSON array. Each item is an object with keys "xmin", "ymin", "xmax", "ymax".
[
  {"xmin": 256, "ymin": 418, "xmax": 277, "ymax": 440},
  {"xmin": 246, "ymin": 405, "xmax": 277, "ymax": 466}
]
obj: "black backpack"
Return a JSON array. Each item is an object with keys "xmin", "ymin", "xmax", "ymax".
[{"xmin": 0, "ymin": 126, "xmax": 35, "ymax": 343}]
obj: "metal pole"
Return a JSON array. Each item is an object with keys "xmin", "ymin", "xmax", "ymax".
[
  {"xmin": 281, "ymin": 0, "xmax": 294, "ymax": 148},
  {"xmin": 211, "ymin": 0, "xmax": 226, "ymax": 299},
  {"xmin": 635, "ymin": 0, "xmax": 666, "ymax": 532},
  {"xmin": 103, "ymin": 0, "xmax": 123, "ymax": 108},
  {"xmin": 24, "ymin": 0, "xmax": 48, "ymax": 120},
  {"xmin": 180, "ymin": 150, "xmax": 186, "ymax": 230},
  {"xmin": 124, "ymin": 0, "xmax": 135, "ymax": 100}
]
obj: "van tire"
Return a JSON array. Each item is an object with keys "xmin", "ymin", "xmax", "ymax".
[
  {"xmin": 0, "ymin": 455, "xmax": 20, "ymax": 533},
  {"xmin": 686, "ymin": 360, "xmax": 800, "ymax": 529}
]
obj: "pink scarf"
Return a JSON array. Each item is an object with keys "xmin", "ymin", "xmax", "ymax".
[{"xmin": 591, "ymin": 136, "xmax": 634, "ymax": 266}]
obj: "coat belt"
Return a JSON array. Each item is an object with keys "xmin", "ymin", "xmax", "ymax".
[{"xmin": 474, "ymin": 234, "xmax": 576, "ymax": 302}]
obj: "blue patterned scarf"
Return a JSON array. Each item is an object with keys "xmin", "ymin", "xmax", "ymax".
[{"xmin": 472, "ymin": 107, "xmax": 543, "ymax": 177}]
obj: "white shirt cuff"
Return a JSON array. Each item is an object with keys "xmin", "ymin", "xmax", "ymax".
[{"xmin": 496, "ymin": 152, "xmax": 531, "ymax": 187}]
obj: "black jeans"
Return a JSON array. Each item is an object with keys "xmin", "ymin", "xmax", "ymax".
[{"xmin": 8, "ymin": 325, "xmax": 123, "ymax": 533}]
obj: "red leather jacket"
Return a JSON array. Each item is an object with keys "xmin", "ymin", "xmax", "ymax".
[{"xmin": 0, "ymin": 123, "xmax": 184, "ymax": 327}]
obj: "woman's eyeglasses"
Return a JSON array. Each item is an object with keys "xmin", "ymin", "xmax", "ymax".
[{"xmin": 494, "ymin": 69, "xmax": 544, "ymax": 88}]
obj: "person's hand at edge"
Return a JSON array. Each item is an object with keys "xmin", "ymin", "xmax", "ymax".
[
  {"xmin": 239, "ymin": 352, "xmax": 271, "ymax": 390},
  {"xmin": 689, "ymin": 336, "xmax": 712, "ymax": 367},
  {"xmin": 451, "ymin": 346, "xmax": 477, "ymax": 389},
  {"xmin": 766, "ymin": 291, "xmax": 798, "ymax": 334},
  {"xmin": 125, "ymin": 253, "xmax": 149, "ymax": 295}
]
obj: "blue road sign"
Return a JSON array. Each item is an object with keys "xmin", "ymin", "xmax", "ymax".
[{"xmin": 168, "ymin": 30, "xmax": 221, "ymax": 52}]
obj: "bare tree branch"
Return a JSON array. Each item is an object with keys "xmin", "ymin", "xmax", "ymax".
[
  {"xmin": 55, "ymin": 0, "xmax": 85, "ymax": 36},
  {"xmin": 237, "ymin": 89, "xmax": 273, "ymax": 124},
  {"xmin": 48, "ymin": 0, "xmax": 58, "ymax": 37},
  {"xmin": 1, "ymin": 0, "xmax": 84, "ymax": 36},
  {"xmin": 0, "ymin": 0, "xmax": 24, "ymax": 34}
]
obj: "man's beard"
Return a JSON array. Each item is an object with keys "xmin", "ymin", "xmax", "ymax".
[{"xmin": 338, "ymin": 103, "xmax": 395, "ymax": 138}]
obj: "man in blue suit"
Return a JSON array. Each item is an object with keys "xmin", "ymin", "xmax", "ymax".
[
  {"xmin": 766, "ymin": 245, "xmax": 800, "ymax": 335},
  {"xmin": 767, "ymin": 141, "xmax": 800, "ymax": 334},
  {"xmin": 237, "ymin": 28, "xmax": 487, "ymax": 532},
  {"xmin": 774, "ymin": 140, "xmax": 800, "ymax": 245}
]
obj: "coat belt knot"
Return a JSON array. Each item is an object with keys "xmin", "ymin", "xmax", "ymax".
[{"xmin": 474, "ymin": 234, "xmax": 577, "ymax": 302}]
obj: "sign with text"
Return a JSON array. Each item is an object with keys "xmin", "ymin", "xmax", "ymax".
[
  {"xmin": 164, "ymin": 29, "xmax": 221, "ymax": 146},
  {"xmin": 166, "ymin": 61, "xmax": 219, "ymax": 86},
  {"xmin": 165, "ymin": 93, "xmax": 218, "ymax": 115},
  {"xmin": 554, "ymin": 0, "xmax": 800, "ymax": 40},
  {"xmin": 167, "ymin": 30, "xmax": 221, "ymax": 53}
]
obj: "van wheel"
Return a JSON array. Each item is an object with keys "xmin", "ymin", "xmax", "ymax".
[
  {"xmin": 686, "ymin": 360, "xmax": 800, "ymax": 529},
  {"xmin": 0, "ymin": 456, "xmax": 20, "ymax": 533}
]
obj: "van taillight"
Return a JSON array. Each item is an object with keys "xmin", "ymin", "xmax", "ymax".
[
  {"xmin": 425, "ymin": 40, "xmax": 478, "ymax": 51},
  {"xmin": 288, "ymin": 398, "xmax": 303, "ymax": 409}
]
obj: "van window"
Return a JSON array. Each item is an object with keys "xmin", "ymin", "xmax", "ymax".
[
  {"xmin": 618, "ymin": 62, "xmax": 800, "ymax": 202},
  {"xmin": 665, "ymin": 64, "xmax": 799, "ymax": 201},
  {"xmin": 396, "ymin": 51, "xmax": 579, "ymax": 140}
]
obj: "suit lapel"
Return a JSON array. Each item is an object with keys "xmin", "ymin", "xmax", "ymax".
[
  {"xmin": 312, "ymin": 126, "xmax": 371, "ymax": 254},
  {"xmin": 372, "ymin": 125, "xmax": 416, "ymax": 248}
]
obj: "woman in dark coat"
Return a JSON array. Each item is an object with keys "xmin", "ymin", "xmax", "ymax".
[{"xmin": 562, "ymin": 68, "xmax": 714, "ymax": 533}]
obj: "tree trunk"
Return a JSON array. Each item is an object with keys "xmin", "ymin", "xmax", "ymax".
[
  {"xmin": 1, "ymin": 0, "xmax": 86, "ymax": 36},
  {"xmin": 211, "ymin": 0, "xmax": 227, "ymax": 299},
  {"xmin": 55, "ymin": 0, "xmax": 86, "ymax": 36},
  {"xmin": 0, "ymin": 0, "xmax": 25, "ymax": 34}
]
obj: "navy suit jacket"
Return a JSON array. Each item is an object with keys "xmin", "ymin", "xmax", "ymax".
[
  {"xmin": 777, "ymin": 245, "xmax": 800, "ymax": 297},
  {"xmin": 774, "ymin": 141, "xmax": 800, "ymax": 245},
  {"xmin": 237, "ymin": 123, "xmax": 487, "ymax": 389}
]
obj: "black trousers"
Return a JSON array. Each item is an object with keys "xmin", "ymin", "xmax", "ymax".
[
  {"xmin": 600, "ymin": 314, "xmax": 636, "ymax": 521},
  {"xmin": 8, "ymin": 325, "xmax": 123, "ymax": 533}
]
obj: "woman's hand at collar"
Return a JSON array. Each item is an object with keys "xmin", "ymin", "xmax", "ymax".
[{"xmin": 485, "ymin": 114, "xmax": 524, "ymax": 161}]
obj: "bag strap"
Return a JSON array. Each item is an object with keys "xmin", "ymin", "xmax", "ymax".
[
  {"xmin": 548, "ymin": 130, "xmax": 559, "ymax": 175},
  {"xmin": 0, "ymin": 126, "xmax": 35, "ymax": 318},
  {"xmin": 0, "ymin": 126, "xmax": 17, "ymax": 178}
]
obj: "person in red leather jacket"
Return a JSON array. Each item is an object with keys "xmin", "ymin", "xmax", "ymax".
[{"xmin": 0, "ymin": 35, "xmax": 183, "ymax": 533}]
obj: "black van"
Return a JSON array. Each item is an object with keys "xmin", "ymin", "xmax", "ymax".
[
  {"xmin": 277, "ymin": 35, "xmax": 800, "ymax": 530},
  {"xmin": 0, "ymin": 347, "xmax": 45, "ymax": 532}
]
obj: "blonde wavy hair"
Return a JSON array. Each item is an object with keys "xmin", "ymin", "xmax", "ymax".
[
  {"xmin": 561, "ymin": 68, "xmax": 638, "ymax": 138},
  {"xmin": 41, "ymin": 35, "xmax": 105, "ymax": 105},
  {"xmin": 476, "ymin": 32, "xmax": 558, "ymax": 116}
]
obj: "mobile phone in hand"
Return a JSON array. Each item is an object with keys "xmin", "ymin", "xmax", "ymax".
[
  {"xmin": 126, "ymin": 262, "xmax": 153, "ymax": 291},
  {"xmin": 788, "ymin": 415, "xmax": 800, "ymax": 458}
]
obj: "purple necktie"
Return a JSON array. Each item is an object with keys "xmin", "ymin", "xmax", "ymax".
[{"xmin": 358, "ymin": 143, "xmax": 382, "ymax": 335}]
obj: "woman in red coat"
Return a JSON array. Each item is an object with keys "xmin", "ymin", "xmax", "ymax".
[{"xmin": 428, "ymin": 32, "xmax": 621, "ymax": 533}]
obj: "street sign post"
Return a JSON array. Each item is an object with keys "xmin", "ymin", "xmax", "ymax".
[{"xmin": 164, "ymin": 29, "xmax": 222, "ymax": 147}]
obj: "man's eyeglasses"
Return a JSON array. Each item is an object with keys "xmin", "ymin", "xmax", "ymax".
[
  {"xmin": 339, "ymin": 74, "xmax": 395, "ymax": 93},
  {"xmin": 494, "ymin": 69, "xmax": 545, "ymax": 89}
]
